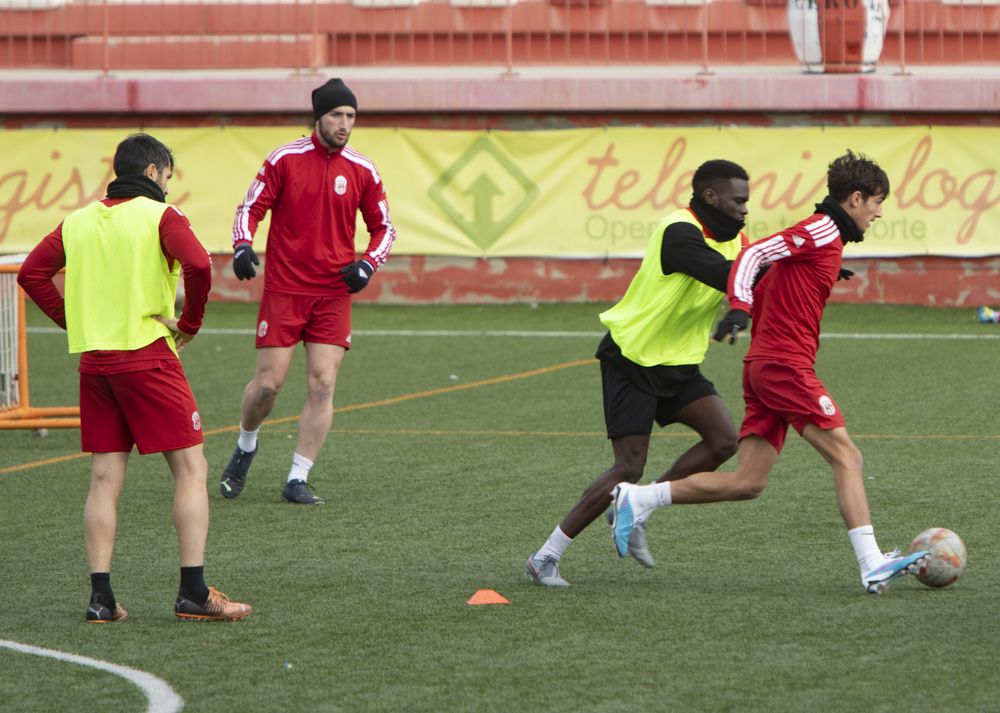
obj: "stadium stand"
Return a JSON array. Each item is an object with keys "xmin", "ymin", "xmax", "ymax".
[{"xmin": 1, "ymin": 0, "xmax": 996, "ymax": 70}]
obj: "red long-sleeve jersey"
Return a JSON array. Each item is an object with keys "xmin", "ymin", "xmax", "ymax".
[
  {"xmin": 727, "ymin": 211, "xmax": 844, "ymax": 367},
  {"xmin": 232, "ymin": 132, "xmax": 396, "ymax": 296},
  {"xmin": 17, "ymin": 198, "xmax": 212, "ymax": 373}
]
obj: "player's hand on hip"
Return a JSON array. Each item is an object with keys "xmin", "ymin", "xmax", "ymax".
[
  {"xmin": 339, "ymin": 259, "xmax": 374, "ymax": 294},
  {"xmin": 233, "ymin": 244, "xmax": 259, "ymax": 281},
  {"xmin": 712, "ymin": 308, "xmax": 749, "ymax": 345},
  {"xmin": 153, "ymin": 316, "xmax": 194, "ymax": 352}
]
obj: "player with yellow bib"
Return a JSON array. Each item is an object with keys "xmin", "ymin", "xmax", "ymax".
[{"xmin": 526, "ymin": 159, "xmax": 751, "ymax": 587}]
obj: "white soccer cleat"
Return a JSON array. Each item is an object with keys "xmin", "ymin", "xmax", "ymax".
[
  {"xmin": 862, "ymin": 549, "xmax": 930, "ymax": 594},
  {"xmin": 611, "ymin": 483, "xmax": 654, "ymax": 558},
  {"xmin": 605, "ymin": 508, "xmax": 656, "ymax": 568},
  {"xmin": 627, "ymin": 521, "xmax": 656, "ymax": 569},
  {"xmin": 525, "ymin": 552, "xmax": 570, "ymax": 588}
]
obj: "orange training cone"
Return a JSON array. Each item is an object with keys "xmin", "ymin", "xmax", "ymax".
[{"xmin": 467, "ymin": 589, "xmax": 510, "ymax": 605}]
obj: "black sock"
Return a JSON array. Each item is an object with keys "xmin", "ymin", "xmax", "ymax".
[
  {"xmin": 180, "ymin": 566, "xmax": 209, "ymax": 604},
  {"xmin": 90, "ymin": 572, "xmax": 115, "ymax": 608}
]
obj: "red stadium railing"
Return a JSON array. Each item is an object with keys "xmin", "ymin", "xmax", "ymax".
[{"xmin": 0, "ymin": 0, "xmax": 997, "ymax": 73}]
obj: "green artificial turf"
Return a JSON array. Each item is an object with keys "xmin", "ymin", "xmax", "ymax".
[{"xmin": 1, "ymin": 302, "xmax": 997, "ymax": 712}]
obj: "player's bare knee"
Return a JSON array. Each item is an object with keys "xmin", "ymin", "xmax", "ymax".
[
  {"xmin": 251, "ymin": 383, "xmax": 281, "ymax": 404},
  {"xmin": 611, "ymin": 459, "xmax": 645, "ymax": 484},
  {"xmin": 90, "ymin": 468, "xmax": 115, "ymax": 486},
  {"xmin": 307, "ymin": 379, "xmax": 336, "ymax": 403},
  {"xmin": 833, "ymin": 442, "xmax": 863, "ymax": 473},
  {"xmin": 708, "ymin": 435, "xmax": 739, "ymax": 466}
]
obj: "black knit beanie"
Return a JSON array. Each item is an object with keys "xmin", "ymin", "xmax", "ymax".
[{"xmin": 311, "ymin": 78, "xmax": 358, "ymax": 121}]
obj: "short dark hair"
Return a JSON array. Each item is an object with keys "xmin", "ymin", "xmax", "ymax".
[
  {"xmin": 826, "ymin": 150, "xmax": 890, "ymax": 202},
  {"xmin": 692, "ymin": 159, "xmax": 750, "ymax": 195},
  {"xmin": 113, "ymin": 133, "xmax": 174, "ymax": 178}
]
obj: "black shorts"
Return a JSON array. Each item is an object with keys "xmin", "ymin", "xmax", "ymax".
[{"xmin": 597, "ymin": 334, "xmax": 718, "ymax": 439}]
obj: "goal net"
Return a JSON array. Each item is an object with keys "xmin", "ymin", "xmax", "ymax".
[{"xmin": 0, "ymin": 260, "xmax": 80, "ymax": 429}]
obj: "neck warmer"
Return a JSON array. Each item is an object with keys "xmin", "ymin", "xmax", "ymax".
[
  {"xmin": 690, "ymin": 195, "xmax": 744, "ymax": 242},
  {"xmin": 815, "ymin": 195, "xmax": 863, "ymax": 243},
  {"xmin": 106, "ymin": 174, "xmax": 166, "ymax": 203}
]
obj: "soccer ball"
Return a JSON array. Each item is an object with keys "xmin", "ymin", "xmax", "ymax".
[{"xmin": 907, "ymin": 528, "xmax": 967, "ymax": 588}]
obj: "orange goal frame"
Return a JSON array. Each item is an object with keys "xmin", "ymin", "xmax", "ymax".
[{"xmin": 0, "ymin": 263, "xmax": 80, "ymax": 429}]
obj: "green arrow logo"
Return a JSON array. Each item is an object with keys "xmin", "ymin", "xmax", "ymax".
[
  {"xmin": 430, "ymin": 136, "xmax": 539, "ymax": 252},
  {"xmin": 465, "ymin": 174, "xmax": 503, "ymax": 235}
]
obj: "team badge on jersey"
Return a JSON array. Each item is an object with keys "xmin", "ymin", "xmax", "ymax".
[
  {"xmin": 191, "ymin": 411, "xmax": 202, "ymax": 431},
  {"xmin": 334, "ymin": 175, "xmax": 347, "ymax": 195},
  {"xmin": 258, "ymin": 320, "xmax": 269, "ymax": 338},
  {"xmin": 818, "ymin": 395, "xmax": 837, "ymax": 416}
]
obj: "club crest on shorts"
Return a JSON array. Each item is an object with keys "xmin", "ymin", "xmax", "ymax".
[
  {"xmin": 818, "ymin": 395, "xmax": 837, "ymax": 416},
  {"xmin": 334, "ymin": 176, "xmax": 347, "ymax": 195},
  {"xmin": 258, "ymin": 320, "xmax": 269, "ymax": 338},
  {"xmin": 191, "ymin": 411, "xmax": 202, "ymax": 431}
]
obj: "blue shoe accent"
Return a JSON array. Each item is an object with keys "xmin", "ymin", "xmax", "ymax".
[
  {"xmin": 611, "ymin": 486, "xmax": 635, "ymax": 558},
  {"xmin": 864, "ymin": 550, "xmax": 929, "ymax": 594}
]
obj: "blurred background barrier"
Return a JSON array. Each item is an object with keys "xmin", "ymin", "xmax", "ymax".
[{"xmin": 1, "ymin": 0, "xmax": 996, "ymax": 72}]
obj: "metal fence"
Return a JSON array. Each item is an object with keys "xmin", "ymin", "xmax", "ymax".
[{"xmin": 2, "ymin": 0, "xmax": 997, "ymax": 73}]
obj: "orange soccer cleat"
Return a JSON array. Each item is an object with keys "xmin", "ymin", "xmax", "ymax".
[{"xmin": 174, "ymin": 586, "xmax": 252, "ymax": 622}]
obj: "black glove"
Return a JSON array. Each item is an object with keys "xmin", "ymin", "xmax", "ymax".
[
  {"xmin": 713, "ymin": 309, "xmax": 750, "ymax": 345},
  {"xmin": 339, "ymin": 259, "xmax": 374, "ymax": 294},
  {"xmin": 838, "ymin": 268, "xmax": 854, "ymax": 281},
  {"xmin": 233, "ymin": 244, "xmax": 259, "ymax": 281}
]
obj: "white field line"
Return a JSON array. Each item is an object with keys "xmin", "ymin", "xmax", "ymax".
[
  {"xmin": 0, "ymin": 639, "xmax": 184, "ymax": 713},
  {"xmin": 25, "ymin": 327, "xmax": 1000, "ymax": 340}
]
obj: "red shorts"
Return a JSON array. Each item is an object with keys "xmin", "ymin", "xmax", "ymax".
[
  {"xmin": 738, "ymin": 360, "xmax": 845, "ymax": 453},
  {"xmin": 79, "ymin": 363, "xmax": 204, "ymax": 455},
  {"xmin": 255, "ymin": 292, "xmax": 352, "ymax": 349}
]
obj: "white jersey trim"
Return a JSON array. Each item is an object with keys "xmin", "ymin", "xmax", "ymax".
[
  {"xmin": 367, "ymin": 199, "xmax": 396, "ymax": 267},
  {"xmin": 732, "ymin": 236, "xmax": 791, "ymax": 306},
  {"xmin": 266, "ymin": 137, "xmax": 314, "ymax": 166},
  {"xmin": 232, "ymin": 177, "xmax": 266, "ymax": 246},
  {"xmin": 342, "ymin": 146, "xmax": 382, "ymax": 184},
  {"xmin": 807, "ymin": 215, "xmax": 841, "ymax": 247}
]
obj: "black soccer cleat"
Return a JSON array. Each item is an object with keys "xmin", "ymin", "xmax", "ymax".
[
  {"xmin": 281, "ymin": 479, "xmax": 324, "ymax": 505},
  {"xmin": 220, "ymin": 445, "xmax": 257, "ymax": 499},
  {"xmin": 86, "ymin": 597, "xmax": 128, "ymax": 624}
]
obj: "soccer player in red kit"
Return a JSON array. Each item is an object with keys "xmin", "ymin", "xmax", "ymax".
[
  {"xmin": 220, "ymin": 78, "xmax": 397, "ymax": 505},
  {"xmin": 610, "ymin": 151, "xmax": 930, "ymax": 594},
  {"xmin": 18, "ymin": 133, "xmax": 251, "ymax": 622}
]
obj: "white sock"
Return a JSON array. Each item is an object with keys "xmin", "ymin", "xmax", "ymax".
[
  {"xmin": 849, "ymin": 525, "xmax": 883, "ymax": 572},
  {"xmin": 237, "ymin": 426, "xmax": 259, "ymax": 454},
  {"xmin": 630, "ymin": 481, "xmax": 672, "ymax": 510},
  {"xmin": 649, "ymin": 481, "xmax": 673, "ymax": 508},
  {"xmin": 287, "ymin": 453, "xmax": 314, "ymax": 483},
  {"xmin": 536, "ymin": 526, "xmax": 573, "ymax": 562}
]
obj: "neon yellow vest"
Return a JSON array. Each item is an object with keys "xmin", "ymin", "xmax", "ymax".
[
  {"xmin": 62, "ymin": 197, "xmax": 179, "ymax": 354},
  {"xmin": 599, "ymin": 209, "xmax": 743, "ymax": 367}
]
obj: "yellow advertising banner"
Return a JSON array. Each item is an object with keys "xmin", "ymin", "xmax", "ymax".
[{"xmin": 1, "ymin": 126, "xmax": 997, "ymax": 258}]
